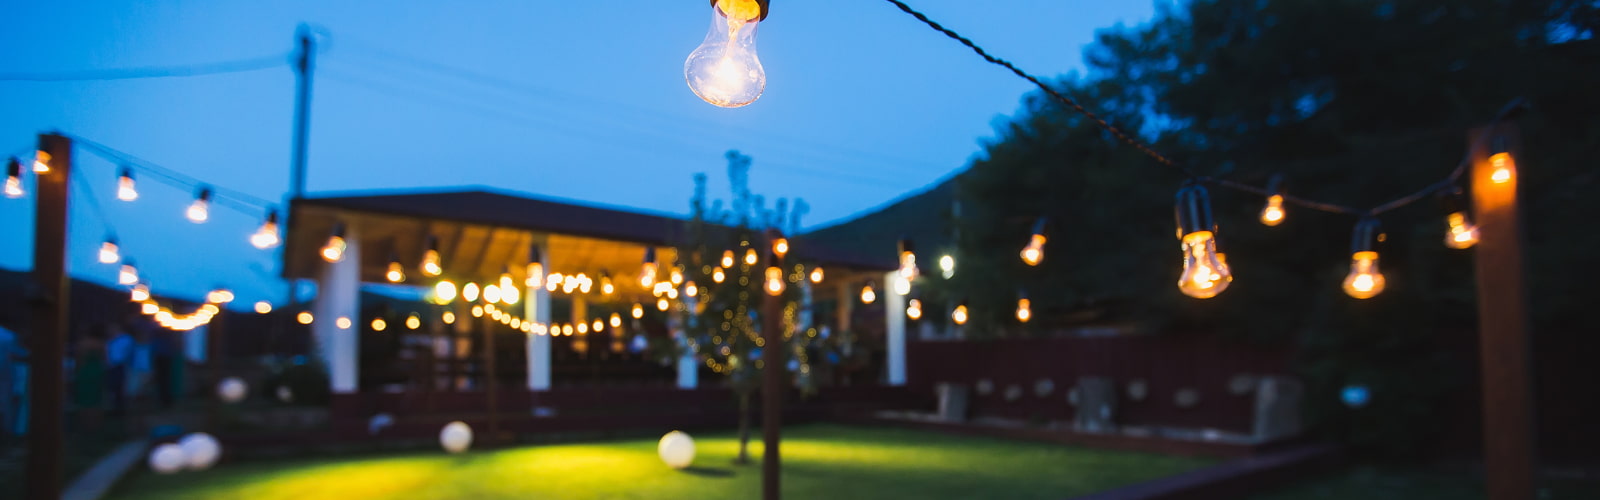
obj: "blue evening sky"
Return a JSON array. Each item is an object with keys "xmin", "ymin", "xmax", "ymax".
[{"xmin": 0, "ymin": 0, "xmax": 1157, "ymax": 307}]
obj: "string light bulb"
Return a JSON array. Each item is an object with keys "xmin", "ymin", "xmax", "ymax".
[
  {"xmin": 721, "ymin": 250, "xmax": 735, "ymax": 268},
  {"xmin": 657, "ymin": 297, "xmax": 670, "ymax": 311},
  {"xmin": 462, "ymin": 282, "xmax": 480, "ymax": 302},
  {"xmin": 251, "ymin": 211, "xmax": 281, "ymax": 249},
  {"xmin": 610, "ymin": 313, "xmax": 622, "ymax": 328},
  {"xmin": 32, "ymin": 151, "xmax": 50, "ymax": 173},
  {"xmin": 1489, "ymin": 152, "xmax": 1515, "ymax": 184},
  {"xmin": 442, "ymin": 311, "xmax": 456, "ymax": 325},
  {"xmin": 471, "ymin": 305, "xmax": 484, "ymax": 318},
  {"xmin": 952, "ymin": 301, "xmax": 969, "ymax": 325},
  {"xmin": 435, "ymin": 280, "xmax": 458, "ymax": 303},
  {"xmin": 525, "ymin": 246, "xmax": 545, "ymax": 288},
  {"xmin": 669, "ymin": 267, "xmax": 684, "ymax": 286},
  {"xmin": 406, "ymin": 314, "xmax": 421, "ymax": 330},
  {"xmin": 386, "ymin": 255, "xmax": 405, "ymax": 283},
  {"xmin": 1259, "ymin": 175, "xmax": 1287, "ymax": 226},
  {"xmin": 686, "ymin": 280, "xmax": 699, "ymax": 297},
  {"xmin": 1174, "ymin": 183, "xmax": 1232, "ymax": 298},
  {"xmin": 119, "ymin": 261, "xmax": 139, "ymax": 285},
  {"xmin": 765, "ymin": 266, "xmax": 785, "ymax": 295},
  {"xmin": 809, "ymin": 266, "xmax": 823, "ymax": 283},
  {"xmin": 907, "ymin": 299, "xmax": 923, "ymax": 320},
  {"xmin": 420, "ymin": 236, "xmax": 443, "ymax": 277},
  {"xmin": 744, "ymin": 248, "xmax": 759, "ymax": 266},
  {"xmin": 939, "ymin": 254, "xmax": 955, "ymax": 279},
  {"xmin": 685, "ymin": 0, "xmax": 768, "ymax": 108},
  {"xmin": 371, "ymin": 318, "xmax": 388, "ymax": 331},
  {"xmin": 130, "ymin": 282, "xmax": 150, "ymax": 302},
  {"xmin": 336, "ymin": 317, "xmax": 352, "ymax": 329},
  {"xmin": 297, "ymin": 311, "xmax": 313, "ymax": 324},
  {"xmin": 1015, "ymin": 296, "xmax": 1032, "ymax": 323},
  {"xmin": 501, "ymin": 281, "xmax": 520, "ymax": 305},
  {"xmin": 1441, "ymin": 187, "xmax": 1478, "ymax": 249},
  {"xmin": 592, "ymin": 319, "xmax": 604, "ymax": 332},
  {"xmin": 712, "ymin": 267, "xmax": 726, "ymax": 283},
  {"xmin": 254, "ymin": 301, "xmax": 272, "ymax": 314},
  {"xmin": 1020, "ymin": 218, "xmax": 1046, "ymax": 266},
  {"xmin": 640, "ymin": 247, "xmax": 658, "ymax": 288},
  {"xmin": 632, "ymin": 303, "xmax": 645, "ymax": 319},
  {"xmin": 772, "ymin": 237, "xmax": 789, "ymax": 258},
  {"xmin": 897, "ymin": 239, "xmax": 918, "ymax": 280},
  {"xmin": 186, "ymin": 188, "xmax": 212, "ymax": 223},
  {"xmin": 600, "ymin": 271, "xmax": 615, "ymax": 295},
  {"xmin": 483, "ymin": 284, "xmax": 502, "ymax": 304},
  {"xmin": 320, "ymin": 223, "xmax": 347, "ymax": 263},
  {"xmin": 206, "ymin": 289, "xmax": 234, "ymax": 304},
  {"xmin": 4, "ymin": 158, "xmax": 22, "ymax": 198},
  {"xmin": 860, "ymin": 282, "xmax": 877, "ymax": 304},
  {"xmin": 99, "ymin": 238, "xmax": 120, "ymax": 264},
  {"xmin": 1343, "ymin": 218, "xmax": 1387, "ymax": 299},
  {"xmin": 116, "ymin": 167, "xmax": 138, "ymax": 201}
]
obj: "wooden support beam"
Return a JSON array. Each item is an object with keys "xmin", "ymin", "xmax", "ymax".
[{"xmin": 27, "ymin": 133, "xmax": 71, "ymax": 500}]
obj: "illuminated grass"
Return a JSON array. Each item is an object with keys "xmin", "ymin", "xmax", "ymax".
[{"xmin": 110, "ymin": 424, "xmax": 1210, "ymax": 500}]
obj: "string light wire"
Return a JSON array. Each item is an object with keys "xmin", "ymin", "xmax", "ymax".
[{"xmin": 0, "ymin": 54, "xmax": 289, "ymax": 82}]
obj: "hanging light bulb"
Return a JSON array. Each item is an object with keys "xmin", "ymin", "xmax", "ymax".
[
  {"xmin": 386, "ymin": 255, "xmax": 406, "ymax": 283},
  {"xmin": 99, "ymin": 238, "xmax": 120, "ymax": 264},
  {"xmin": 772, "ymin": 237, "xmax": 789, "ymax": 258},
  {"xmin": 764, "ymin": 266, "xmax": 785, "ymax": 295},
  {"xmin": 406, "ymin": 313, "xmax": 422, "ymax": 330},
  {"xmin": 438, "ymin": 310, "xmax": 454, "ymax": 325},
  {"xmin": 860, "ymin": 282, "xmax": 877, "ymax": 304},
  {"xmin": 892, "ymin": 274, "xmax": 911, "ymax": 296},
  {"xmin": 686, "ymin": 280, "xmax": 699, "ymax": 297},
  {"xmin": 109, "ymin": 167, "xmax": 139, "ymax": 201},
  {"xmin": 523, "ymin": 246, "xmax": 545, "ymax": 288},
  {"xmin": 471, "ymin": 305, "xmax": 484, "ymax": 318},
  {"xmin": 610, "ymin": 313, "xmax": 623, "ymax": 328},
  {"xmin": 1015, "ymin": 296, "xmax": 1032, "ymax": 323},
  {"xmin": 254, "ymin": 301, "xmax": 272, "ymax": 314},
  {"xmin": 502, "ymin": 282, "xmax": 520, "ymax": 305},
  {"xmin": 483, "ymin": 284, "xmax": 502, "ymax": 304},
  {"xmin": 1174, "ymin": 183, "xmax": 1232, "ymax": 298},
  {"xmin": 320, "ymin": 223, "xmax": 347, "ymax": 263},
  {"xmin": 721, "ymin": 250, "xmax": 735, "ymax": 268},
  {"xmin": 809, "ymin": 266, "xmax": 823, "ymax": 283},
  {"xmin": 297, "ymin": 311, "xmax": 314, "ymax": 324},
  {"xmin": 1440, "ymin": 187, "xmax": 1478, "ymax": 249},
  {"xmin": 1259, "ymin": 175, "xmax": 1287, "ymax": 226},
  {"xmin": 4, "ymin": 158, "xmax": 23, "ymax": 199},
  {"xmin": 907, "ymin": 299, "xmax": 923, "ymax": 320},
  {"xmin": 186, "ymin": 188, "xmax": 212, "ymax": 223},
  {"xmin": 141, "ymin": 302, "xmax": 160, "ymax": 315},
  {"xmin": 685, "ymin": 0, "xmax": 768, "ymax": 108},
  {"xmin": 897, "ymin": 239, "xmax": 919, "ymax": 280},
  {"xmin": 32, "ymin": 151, "xmax": 50, "ymax": 173},
  {"xmin": 462, "ymin": 282, "xmax": 481, "ymax": 302},
  {"xmin": 657, "ymin": 297, "xmax": 670, "ymax": 311},
  {"xmin": 592, "ymin": 319, "xmax": 604, "ymax": 332},
  {"xmin": 435, "ymin": 279, "xmax": 458, "ymax": 303},
  {"xmin": 371, "ymin": 318, "xmax": 388, "ymax": 332},
  {"xmin": 669, "ymin": 267, "xmax": 684, "ymax": 286},
  {"xmin": 130, "ymin": 282, "xmax": 150, "ymax": 302},
  {"xmin": 420, "ymin": 236, "xmax": 443, "ymax": 276},
  {"xmin": 546, "ymin": 273, "xmax": 562, "ymax": 292},
  {"xmin": 206, "ymin": 289, "xmax": 234, "ymax": 304},
  {"xmin": 118, "ymin": 261, "xmax": 139, "ymax": 285},
  {"xmin": 251, "ymin": 211, "xmax": 281, "ymax": 249},
  {"xmin": 1489, "ymin": 152, "xmax": 1515, "ymax": 184},
  {"xmin": 632, "ymin": 303, "xmax": 644, "ymax": 319},
  {"xmin": 1021, "ymin": 218, "xmax": 1047, "ymax": 266},
  {"xmin": 712, "ymin": 267, "xmax": 726, "ymax": 283},
  {"xmin": 743, "ymin": 248, "xmax": 759, "ymax": 266},
  {"xmin": 952, "ymin": 301, "xmax": 969, "ymax": 325},
  {"xmin": 336, "ymin": 317, "xmax": 352, "ymax": 329},
  {"xmin": 640, "ymin": 247, "xmax": 658, "ymax": 288},
  {"xmin": 1343, "ymin": 218, "xmax": 1387, "ymax": 299}
]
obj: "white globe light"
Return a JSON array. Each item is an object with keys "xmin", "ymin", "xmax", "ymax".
[
  {"xmin": 148, "ymin": 443, "xmax": 186, "ymax": 474},
  {"xmin": 440, "ymin": 421, "xmax": 473, "ymax": 453},
  {"xmin": 217, "ymin": 377, "xmax": 248, "ymax": 403},
  {"xmin": 276, "ymin": 385, "xmax": 293, "ymax": 403},
  {"xmin": 657, "ymin": 430, "xmax": 696, "ymax": 469},
  {"xmin": 179, "ymin": 432, "xmax": 221, "ymax": 470}
]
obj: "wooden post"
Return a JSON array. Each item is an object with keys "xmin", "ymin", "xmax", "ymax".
[
  {"xmin": 760, "ymin": 249, "xmax": 783, "ymax": 500},
  {"xmin": 482, "ymin": 313, "xmax": 499, "ymax": 443},
  {"xmin": 207, "ymin": 309, "xmax": 226, "ymax": 430},
  {"xmin": 27, "ymin": 133, "xmax": 70, "ymax": 500},
  {"xmin": 1469, "ymin": 123, "xmax": 1536, "ymax": 500}
]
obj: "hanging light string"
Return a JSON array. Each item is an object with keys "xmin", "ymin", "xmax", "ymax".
[
  {"xmin": 68, "ymin": 135, "xmax": 278, "ymax": 213},
  {"xmin": 881, "ymin": 0, "xmax": 1523, "ymax": 218}
]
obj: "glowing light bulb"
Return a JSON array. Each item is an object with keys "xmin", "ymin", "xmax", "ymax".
[
  {"xmin": 116, "ymin": 168, "xmax": 138, "ymax": 201},
  {"xmin": 510, "ymin": 317, "xmax": 522, "ymax": 329},
  {"xmin": 657, "ymin": 297, "xmax": 670, "ymax": 311},
  {"xmin": 471, "ymin": 305, "xmax": 484, "ymax": 318},
  {"xmin": 4, "ymin": 175, "xmax": 21, "ymax": 199},
  {"xmin": 251, "ymin": 212, "xmax": 281, "ymax": 249},
  {"xmin": 809, "ymin": 267, "xmax": 823, "ymax": 283},
  {"xmin": 685, "ymin": 0, "xmax": 767, "ymax": 108},
  {"xmin": 499, "ymin": 271, "xmax": 515, "ymax": 292},
  {"xmin": 1489, "ymin": 152, "xmax": 1514, "ymax": 184},
  {"xmin": 892, "ymin": 275, "xmax": 912, "ymax": 296},
  {"xmin": 1343, "ymin": 251, "xmax": 1387, "ymax": 299},
  {"xmin": 860, "ymin": 284, "xmax": 876, "ymax": 304},
  {"xmin": 744, "ymin": 248, "xmax": 759, "ymax": 266},
  {"xmin": 99, "ymin": 239, "xmax": 119, "ymax": 264},
  {"xmin": 206, "ymin": 289, "xmax": 234, "ymax": 304},
  {"xmin": 600, "ymin": 274, "xmax": 615, "ymax": 295},
  {"xmin": 130, "ymin": 283, "xmax": 150, "ymax": 302},
  {"xmin": 670, "ymin": 267, "xmax": 684, "ymax": 286},
  {"xmin": 118, "ymin": 262, "xmax": 139, "ymax": 285},
  {"xmin": 721, "ymin": 250, "xmax": 735, "ymax": 268},
  {"xmin": 32, "ymin": 151, "xmax": 50, "ymax": 173},
  {"xmin": 371, "ymin": 318, "xmax": 387, "ymax": 331},
  {"xmin": 764, "ymin": 266, "xmax": 785, "ymax": 295},
  {"xmin": 897, "ymin": 240, "xmax": 919, "ymax": 281},
  {"xmin": 632, "ymin": 303, "xmax": 644, "ymax": 319},
  {"xmin": 442, "ymin": 311, "xmax": 456, "ymax": 324},
  {"xmin": 936, "ymin": 255, "xmax": 955, "ymax": 279},
  {"xmin": 501, "ymin": 283, "xmax": 520, "ymax": 305},
  {"xmin": 421, "ymin": 252, "xmax": 442, "ymax": 277},
  {"xmin": 336, "ymin": 317, "xmax": 352, "ymax": 329},
  {"xmin": 952, "ymin": 303, "xmax": 969, "ymax": 325},
  {"xmin": 386, "ymin": 259, "xmax": 406, "ymax": 283},
  {"xmin": 141, "ymin": 302, "xmax": 159, "ymax": 315},
  {"xmin": 526, "ymin": 262, "xmax": 544, "ymax": 287},
  {"xmin": 1016, "ymin": 298, "xmax": 1032, "ymax": 323},
  {"xmin": 435, "ymin": 280, "xmax": 458, "ymax": 303},
  {"xmin": 321, "ymin": 236, "xmax": 346, "ymax": 263},
  {"xmin": 686, "ymin": 281, "xmax": 699, "ymax": 297},
  {"xmin": 254, "ymin": 301, "xmax": 272, "ymax": 314},
  {"xmin": 297, "ymin": 311, "xmax": 313, "ymax": 324},
  {"xmin": 907, "ymin": 299, "xmax": 922, "ymax": 320},
  {"xmin": 562, "ymin": 324, "xmax": 574, "ymax": 336},
  {"xmin": 1445, "ymin": 212, "xmax": 1479, "ymax": 249},
  {"xmin": 546, "ymin": 274, "xmax": 561, "ymax": 292},
  {"xmin": 1177, "ymin": 231, "xmax": 1231, "ymax": 299},
  {"xmin": 640, "ymin": 262, "xmax": 658, "ymax": 288},
  {"xmin": 463, "ymin": 282, "xmax": 480, "ymax": 302},
  {"xmin": 406, "ymin": 314, "xmax": 421, "ymax": 330},
  {"xmin": 1020, "ymin": 233, "xmax": 1046, "ymax": 266},
  {"xmin": 772, "ymin": 237, "xmax": 788, "ymax": 257},
  {"xmin": 187, "ymin": 189, "xmax": 211, "ymax": 223},
  {"xmin": 610, "ymin": 313, "xmax": 622, "ymax": 328},
  {"xmin": 1260, "ymin": 195, "xmax": 1286, "ymax": 226},
  {"xmin": 592, "ymin": 319, "xmax": 604, "ymax": 332},
  {"xmin": 483, "ymin": 284, "xmax": 502, "ymax": 304},
  {"xmin": 712, "ymin": 267, "xmax": 726, "ymax": 283}
]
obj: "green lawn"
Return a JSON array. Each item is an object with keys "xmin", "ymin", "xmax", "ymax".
[
  {"xmin": 110, "ymin": 424, "xmax": 1212, "ymax": 500},
  {"xmin": 1248, "ymin": 465, "xmax": 1600, "ymax": 500}
]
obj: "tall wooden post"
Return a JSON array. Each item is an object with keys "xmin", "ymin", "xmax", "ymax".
[
  {"xmin": 1469, "ymin": 123, "xmax": 1536, "ymax": 500},
  {"xmin": 482, "ymin": 313, "xmax": 499, "ymax": 442},
  {"xmin": 289, "ymin": 26, "xmax": 315, "ymax": 199},
  {"xmin": 760, "ymin": 244, "xmax": 784, "ymax": 500},
  {"xmin": 27, "ymin": 133, "xmax": 71, "ymax": 500}
]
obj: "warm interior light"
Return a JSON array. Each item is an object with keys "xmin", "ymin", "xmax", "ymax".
[
  {"xmin": 685, "ymin": 0, "xmax": 766, "ymax": 108},
  {"xmin": 952, "ymin": 304, "xmax": 969, "ymax": 325},
  {"xmin": 386, "ymin": 260, "xmax": 406, "ymax": 283},
  {"xmin": 116, "ymin": 169, "xmax": 138, "ymax": 201},
  {"xmin": 1177, "ymin": 231, "xmax": 1231, "ymax": 299},
  {"xmin": 1015, "ymin": 298, "xmax": 1032, "ymax": 323},
  {"xmin": 1342, "ymin": 251, "xmax": 1387, "ymax": 299},
  {"xmin": 99, "ymin": 240, "xmax": 119, "ymax": 264},
  {"xmin": 1260, "ymin": 194, "xmax": 1286, "ymax": 226},
  {"xmin": 860, "ymin": 284, "xmax": 876, "ymax": 304},
  {"xmin": 1021, "ymin": 234, "xmax": 1046, "ymax": 266},
  {"xmin": 1489, "ymin": 152, "xmax": 1514, "ymax": 184}
]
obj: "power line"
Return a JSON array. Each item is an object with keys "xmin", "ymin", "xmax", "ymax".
[{"xmin": 0, "ymin": 54, "xmax": 289, "ymax": 82}]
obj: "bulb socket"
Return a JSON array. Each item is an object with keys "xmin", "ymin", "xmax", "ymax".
[
  {"xmin": 528, "ymin": 244, "xmax": 543, "ymax": 265},
  {"xmin": 5, "ymin": 157, "xmax": 19, "ymax": 177},
  {"xmin": 1439, "ymin": 186, "xmax": 1468, "ymax": 216},
  {"xmin": 195, "ymin": 187, "xmax": 213, "ymax": 202},
  {"xmin": 1174, "ymin": 181, "xmax": 1215, "ymax": 238},
  {"xmin": 1350, "ymin": 217, "xmax": 1383, "ymax": 254},
  {"xmin": 1029, "ymin": 217, "xmax": 1047, "ymax": 237},
  {"xmin": 710, "ymin": 0, "xmax": 769, "ymax": 21},
  {"xmin": 643, "ymin": 246, "xmax": 657, "ymax": 265}
]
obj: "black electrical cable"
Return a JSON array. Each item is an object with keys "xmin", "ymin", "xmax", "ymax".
[{"xmin": 0, "ymin": 54, "xmax": 288, "ymax": 82}]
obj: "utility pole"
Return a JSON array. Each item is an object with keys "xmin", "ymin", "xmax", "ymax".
[
  {"xmin": 289, "ymin": 25, "xmax": 315, "ymax": 199},
  {"xmin": 1469, "ymin": 122, "xmax": 1536, "ymax": 500},
  {"xmin": 26, "ymin": 133, "xmax": 71, "ymax": 500},
  {"xmin": 760, "ymin": 233, "xmax": 785, "ymax": 500}
]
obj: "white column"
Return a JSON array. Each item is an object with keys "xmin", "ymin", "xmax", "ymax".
[
  {"xmin": 674, "ymin": 294, "xmax": 697, "ymax": 389},
  {"xmin": 313, "ymin": 231, "xmax": 360, "ymax": 394},
  {"xmin": 524, "ymin": 248, "xmax": 551, "ymax": 391},
  {"xmin": 884, "ymin": 271, "xmax": 907, "ymax": 386}
]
